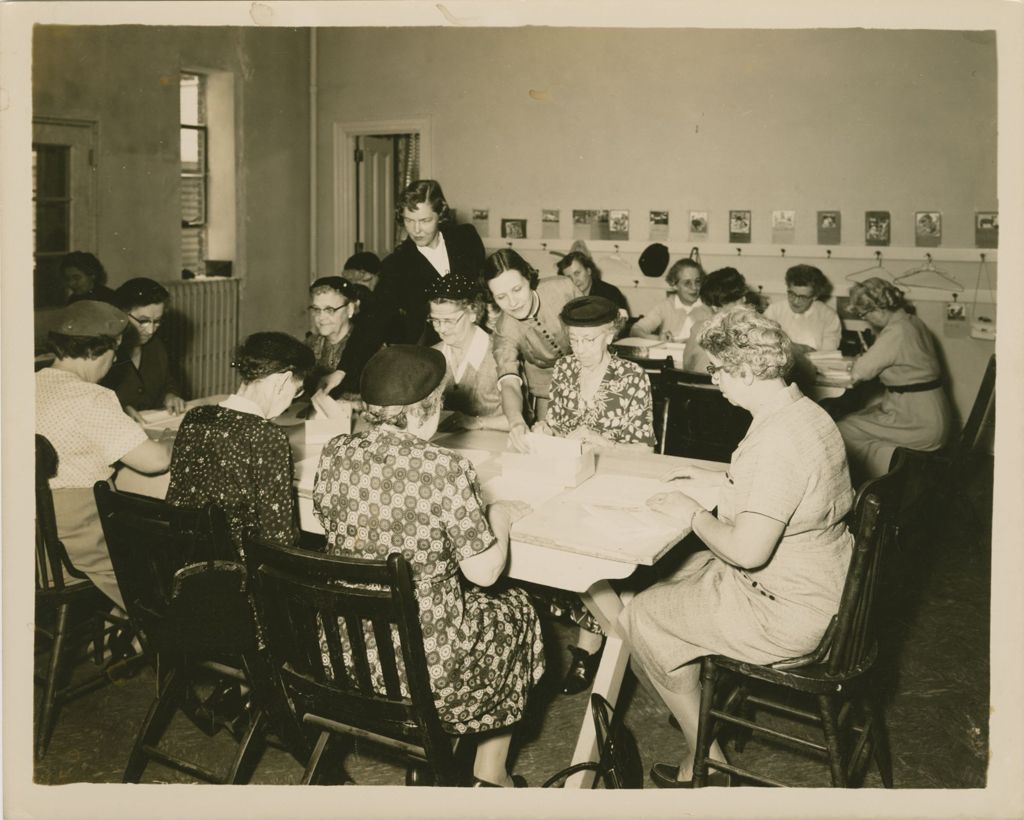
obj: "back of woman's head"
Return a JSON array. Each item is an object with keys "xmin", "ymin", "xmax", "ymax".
[
  {"xmin": 849, "ymin": 277, "xmax": 910, "ymax": 314},
  {"xmin": 700, "ymin": 306, "xmax": 793, "ymax": 380},
  {"xmin": 481, "ymin": 248, "xmax": 539, "ymax": 289},
  {"xmin": 396, "ymin": 179, "xmax": 450, "ymax": 223},
  {"xmin": 666, "ymin": 258, "xmax": 705, "ymax": 287},
  {"xmin": 113, "ymin": 277, "xmax": 170, "ymax": 312},
  {"xmin": 59, "ymin": 251, "xmax": 107, "ymax": 285},
  {"xmin": 701, "ymin": 267, "xmax": 749, "ymax": 308},
  {"xmin": 232, "ymin": 332, "xmax": 315, "ymax": 383}
]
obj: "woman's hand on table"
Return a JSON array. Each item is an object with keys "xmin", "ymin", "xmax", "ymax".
[
  {"xmin": 660, "ymin": 464, "xmax": 727, "ymax": 485},
  {"xmin": 309, "ymin": 390, "xmax": 352, "ymax": 421},
  {"xmin": 646, "ymin": 490, "xmax": 703, "ymax": 526},
  {"xmin": 317, "ymin": 370, "xmax": 345, "ymax": 395},
  {"xmin": 508, "ymin": 422, "xmax": 532, "ymax": 453},
  {"xmin": 487, "ymin": 500, "xmax": 533, "ymax": 548},
  {"xmin": 530, "ymin": 419, "xmax": 552, "ymax": 437},
  {"xmin": 568, "ymin": 427, "xmax": 612, "ymax": 448},
  {"xmin": 163, "ymin": 393, "xmax": 187, "ymax": 415}
]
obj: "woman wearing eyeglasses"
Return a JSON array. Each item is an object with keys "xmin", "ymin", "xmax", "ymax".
[
  {"xmin": 103, "ymin": 278, "xmax": 186, "ymax": 416},
  {"xmin": 763, "ymin": 265, "xmax": 842, "ymax": 353},
  {"xmin": 428, "ymin": 272, "xmax": 510, "ymax": 432},
  {"xmin": 166, "ymin": 332, "xmax": 315, "ymax": 551},
  {"xmin": 620, "ymin": 307, "xmax": 855, "ymax": 787}
]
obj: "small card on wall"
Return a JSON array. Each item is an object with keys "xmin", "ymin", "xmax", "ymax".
[
  {"xmin": 541, "ymin": 209, "xmax": 560, "ymax": 240},
  {"xmin": 689, "ymin": 210, "xmax": 709, "ymax": 241},
  {"xmin": 729, "ymin": 210, "xmax": 751, "ymax": 243},
  {"xmin": 609, "ymin": 210, "xmax": 630, "ymax": 241},
  {"xmin": 975, "ymin": 211, "xmax": 998, "ymax": 248},
  {"xmin": 771, "ymin": 210, "xmax": 795, "ymax": 244},
  {"xmin": 593, "ymin": 209, "xmax": 611, "ymax": 240},
  {"xmin": 501, "ymin": 218, "xmax": 527, "ymax": 239},
  {"xmin": 649, "ymin": 211, "xmax": 669, "ymax": 241},
  {"xmin": 915, "ymin": 211, "xmax": 942, "ymax": 247},
  {"xmin": 572, "ymin": 209, "xmax": 594, "ymax": 240},
  {"xmin": 817, "ymin": 211, "xmax": 841, "ymax": 245},
  {"xmin": 472, "ymin": 208, "xmax": 490, "ymax": 238},
  {"xmin": 865, "ymin": 211, "xmax": 891, "ymax": 246}
]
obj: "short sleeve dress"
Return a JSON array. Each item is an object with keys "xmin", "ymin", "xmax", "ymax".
[
  {"xmin": 166, "ymin": 404, "xmax": 299, "ymax": 552},
  {"xmin": 622, "ymin": 384, "xmax": 855, "ymax": 690},
  {"xmin": 312, "ymin": 426, "xmax": 545, "ymax": 734}
]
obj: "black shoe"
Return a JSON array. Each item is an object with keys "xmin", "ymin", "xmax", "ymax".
[
  {"xmin": 561, "ymin": 645, "xmax": 601, "ymax": 695},
  {"xmin": 650, "ymin": 762, "xmax": 731, "ymax": 788},
  {"xmin": 473, "ymin": 774, "xmax": 528, "ymax": 788}
]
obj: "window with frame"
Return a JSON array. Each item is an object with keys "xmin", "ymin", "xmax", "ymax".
[
  {"xmin": 180, "ymin": 72, "xmax": 207, "ymax": 275},
  {"xmin": 32, "ymin": 143, "xmax": 71, "ymax": 305}
]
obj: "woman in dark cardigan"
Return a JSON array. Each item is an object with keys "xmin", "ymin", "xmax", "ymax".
[{"xmin": 375, "ymin": 179, "xmax": 485, "ymax": 345}]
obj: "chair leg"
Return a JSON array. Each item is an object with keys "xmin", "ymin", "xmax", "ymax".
[
  {"xmin": 818, "ymin": 694, "xmax": 848, "ymax": 787},
  {"xmin": 691, "ymin": 657, "xmax": 718, "ymax": 788},
  {"xmin": 865, "ymin": 696, "xmax": 893, "ymax": 788},
  {"xmin": 122, "ymin": 665, "xmax": 187, "ymax": 782},
  {"xmin": 301, "ymin": 730, "xmax": 332, "ymax": 785},
  {"xmin": 224, "ymin": 708, "xmax": 268, "ymax": 784},
  {"xmin": 36, "ymin": 603, "xmax": 71, "ymax": 760}
]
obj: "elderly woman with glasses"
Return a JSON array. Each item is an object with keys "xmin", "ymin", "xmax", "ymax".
[
  {"xmin": 103, "ymin": 277, "xmax": 186, "ymax": 417},
  {"xmin": 763, "ymin": 264, "xmax": 842, "ymax": 353},
  {"xmin": 166, "ymin": 332, "xmax": 314, "ymax": 552},
  {"xmin": 836, "ymin": 277, "xmax": 952, "ymax": 483},
  {"xmin": 620, "ymin": 307, "xmax": 855, "ymax": 788}
]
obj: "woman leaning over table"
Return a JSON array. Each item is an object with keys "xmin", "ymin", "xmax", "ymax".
[
  {"xmin": 620, "ymin": 307, "xmax": 855, "ymax": 788},
  {"xmin": 836, "ymin": 277, "xmax": 952, "ymax": 484},
  {"xmin": 532, "ymin": 294, "xmax": 656, "ymax": 695},
  {"xmin": 312, "ymin": 346, "xmax": 544, "ymax": 787},
  {"xmin": 166, "ymin": 332, "xmax": 314, "ymax": 552}
]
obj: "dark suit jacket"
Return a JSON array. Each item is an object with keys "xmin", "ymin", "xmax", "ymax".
[{"xmin": 376, "ymin": 223, "xmax": 485, "ymax": 344}]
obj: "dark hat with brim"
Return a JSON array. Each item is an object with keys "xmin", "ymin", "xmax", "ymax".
[
  {"xmin": 361, "ymin": 345, "xmax": 446, "ymax": 406},
  {"xmin": 426, "ymin": 270, "xmax": 481, "ymax": 303},
  {"xmin": 560, "ymin": 295, "xmax": 619, "ymax": 327},
  {"xmin": 310, "ymin": 276, "xmax": 360, "ymax": 302},
  {"xmin": 639, "ymin": 243, "xmax": 670, "ymax": 278},
  {"xmin": 54, "ymin": 300, "xmax": 129, "ymax": 337}
]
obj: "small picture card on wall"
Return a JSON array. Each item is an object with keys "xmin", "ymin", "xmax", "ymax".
[
  {"xmin": 689, "ymin": 210, "xmax": 709, "ymax": 241},
  {"xmin": 771, "ymin": 210, "xmax": 795, "ymax": 244},
  {"xmin": 593, "ymin": 209, "xmax": 611, "ymax": 241},
  {"xmin": 541, "ymin": 209, "xmax": 560, "ymax": 240},
  {"xmin": 609, "ymin": 210, "xmax": 630, "ymax": 241},
  {"xmin": 501, "ymin": 218, "xmax": 527, "ymax": 240},
  {"xmin": 472, "ymin": 208, "xmax": 490, "ymax": 238},
  {"xmin": 649, "ymin": 211, "xmax": 669, "ymax": 241},
  {"xmin": 729, "ymin": 210, "xmax": 751, "ymax": 244},
  {"xmin": 817, "ymin": 211, "xmax": 841, "ymax": 245},
  {"xmin": 864, "ymin": 211, "xmax": 891, "ymax": 246},
  {"xmin": 572, "ymin": 209, "xmax": 595, "ymax": 240},
  {"xmin": 975, "ymin": 211, "xmax": 998, "ymax": 248},
  {"xmin": 915, "ymin": 211, "xmax": 942, "ymax": 247}
]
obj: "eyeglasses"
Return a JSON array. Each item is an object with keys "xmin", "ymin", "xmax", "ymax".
[
  {"xmin": 429, "ymin": 311, "xmax": 466, "ymax": 328},
  {"xmin": 786, "ymin": 290, "xmax": 816, "ymax": 302},
  {"xmin": 706, "ymin": 363, "xmax": 727, "ymax": 378},
  {"xmin": 568, "ymin": 333, "xmax": 607, "ymax": 346},
  {"xmin": 308, "ymin": 303, "xmax": 349, "ymax": 316},
  {"xmin": 129, "ymin": 315, "xmax": 163, "ymax": 328}
]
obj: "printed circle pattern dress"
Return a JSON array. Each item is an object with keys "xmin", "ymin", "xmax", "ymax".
[{"xmin": 312, "ymin": 426, "xmax": 545, "ymax": 734}]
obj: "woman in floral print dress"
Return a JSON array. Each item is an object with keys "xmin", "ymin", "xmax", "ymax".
[{"xmin": 313, "ymin": 345, "xmax": 544, "ymax": 787}]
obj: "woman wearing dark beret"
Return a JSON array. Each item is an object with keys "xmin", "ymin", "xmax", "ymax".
[{"xmin": 312, "ymin": 346, "xmax": 544, "ymax": 787}]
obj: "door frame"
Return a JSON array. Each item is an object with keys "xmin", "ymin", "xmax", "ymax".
[
  {"xmin": 32, "ymin": 116, "xmax": 99, "ymax": 254},
  {"xmin": 332, "ymin": 117, "xmax": 431, "ymax": 275}
]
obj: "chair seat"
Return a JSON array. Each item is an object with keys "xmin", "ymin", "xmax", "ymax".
[{"xmin": 709, "ymin": 645, "xmax": 878, "ymax": 694}]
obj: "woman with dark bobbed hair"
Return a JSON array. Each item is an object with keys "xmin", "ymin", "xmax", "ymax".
[
  {"xmin": 103, "ymin": 277, "xmax": 185, "ymax": 415},
  {"xmin": 681, "ymin": 267, "xmax": 753, "ymax": 373},
  {"xmin": 166, "ymin": 332, "xmax": 314, "ymax": 551},
  {"xmin": 376, "ymin": 179, "xmax": 486, "ymax": 344},
  {"xmin": 763, "ymin": 264, "xmax": 842, "ymax": 353},
  {"xmin": 621, "ymin": 307, "xmax": 855, "ymax": 787},
  {"xmin": 61, "ymin": 250, "xmax": 117, "ymax": 304},
  {"xmin": 837, "ymin": 277, "xmax": 952, "ymax": 482}
]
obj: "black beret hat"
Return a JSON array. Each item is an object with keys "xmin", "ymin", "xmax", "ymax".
[
  {"xmin": 54, "ymin": 300, "xmax": 129, "ymax": 337},
  {"xmin": 343, "ymin": 251, "xmax": 381, "ymax": 275},
  {"xmin": 560, "ymin": 295, "xmax": 619, "ymax": 327},
  {"xmin": 639, "ymin": 243, "xmax": 670, "ymax": 278},
  {"xmin": 310, "ymin": 276, "xmax": 359, "ymax": 302},
  {"xmin": 361, "ymin": 345, "xmax": 446, "ymax": 406},
  {"xmin": 426, "ymin": 270, "xmax": 481, "ymax": 302}
]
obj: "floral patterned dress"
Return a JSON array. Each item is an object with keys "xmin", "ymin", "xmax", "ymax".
[{"xmin": 312, "ymin": 426, "xmax": 545, "ymax": 734}]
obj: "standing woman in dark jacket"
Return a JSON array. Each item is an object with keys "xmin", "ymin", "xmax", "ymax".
[{"xmin": 376, "ymin": 179, "xmax": 485, "ymax": 344}]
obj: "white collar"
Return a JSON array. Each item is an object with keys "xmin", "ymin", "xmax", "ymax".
[
  {"xmin": 441, "ymin": 326, "xmax": 489, "ymax": 384},
  {"xmin": 219, "ymin": 393, "xmax": 266, "ymax": 419},
  {"xmin": 673, "ymin": 295, "xmax": 703, "ymax": 311}
]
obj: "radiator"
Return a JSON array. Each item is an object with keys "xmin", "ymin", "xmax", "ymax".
[{"xmin": 163, "ymin": 278, "xmax": 240, "ymax": 398}]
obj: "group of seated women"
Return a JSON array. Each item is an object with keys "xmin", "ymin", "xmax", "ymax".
[{"xmin": 36, "ymin": 175, "xmax": 954, "ymax": 788}]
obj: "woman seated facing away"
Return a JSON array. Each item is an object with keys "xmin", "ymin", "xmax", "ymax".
[
  {"xmin": 681, "ymin": 267, "xmax": 751, "ymax": 373},
  {"xmin": 313, "ymin": 346, "xmax": 544, "ymax": 787},
  {"xmin": 36, "ymin": 301, "xmax": 172, "ymax": 608},
  {"xmin": 556, "ymin": 250, "xmax": 631, "ymax": 323},
  {"xmin": 484, "ymin": 248, "xmax": 579, "ymax": 452},
  {"xmin": 61, "ymin": 250, "xmax": 117, "ymax": 305},
  {"xmin": 166, "ymin": 332, "xmax": 315, "ymax": 551},
  {"xmin": 631, "ymin": 257, "xmax": 711, "ymax": 344},
  {"xmin": 836, "ymin": 277, "xmax": 952, "ymax": 484},
  {"xmin": 620, "ymin": 307, "xmax": 855, "ymax": 788},
  {"xmin": 532, "ymin": 295, "xmax": 656, "ymax": 694},
  {"xmin": 428, "ymin": 271, "xmax": 510, "ymax": 432},
  {"xmin": 763, "ymin": 264, "xmax": 842, "ymax": 354},
  {"xmin": 102, "ymin": 277, "xmax": 186, "ymax": 416}
]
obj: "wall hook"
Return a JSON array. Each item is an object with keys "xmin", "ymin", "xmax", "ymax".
[
  {"xmin": 925, "ymin": 252, "xmax": 933, "ymax": 265},
  {"xmin": 780, "ymin": 248, "xmax": 786, "ymax": 258},
  {"xmin": 506, "ymin": 241, "xmax": 514, "ymax": 249},
  {"xmin": 874, "ymin": 251, "xmax": 882, "ymax": 265},
  {"xmin": 541, "ymin": 242, "xmax": 547, "ymax": 252},
  {"xmin": 736, "ymin": 247, "xmax": 743, "ymax": 256},
  {"xmin": 613, "ymin": 244, "xmax": 620, "ymax": 255},
  {"xmin": 826, "ymin": 249, "xmax": 832, "ymax": 260},
  {"xmin": 980, "ymin": 252, "xmax": 986, "ymax": 263}
]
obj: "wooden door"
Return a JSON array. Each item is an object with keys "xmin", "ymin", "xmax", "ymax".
[{"xmin": 356, "ymin": 135, "xmax": 395, "ymax": 258}]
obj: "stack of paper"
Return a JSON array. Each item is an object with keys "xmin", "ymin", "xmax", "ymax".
[{"xmin": 500, "ymin": 433, "xmax": 596, "ymax": 488}]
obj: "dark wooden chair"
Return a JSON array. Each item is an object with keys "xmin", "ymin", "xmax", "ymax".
[
  {"xmin": 242, "ymin": 537, "xmax": 463, "ymax": 786},
  {"xmin": 612, "ymin": 349, "xmax": 673, "ymax": 452},
  {"xmin": 659, "ymin": 368, "xmax": 751, "ymax": 461},
  {"xmin": 34, "ymin": 435, "xmax": 133, "ymax": 759},
  {"xmin": 690, "ymin": 450, "xmax": 907, "ymax": 788},
  {"xmin": 93, "ymin": 481, "xmax": 272, "ymax": 784}
]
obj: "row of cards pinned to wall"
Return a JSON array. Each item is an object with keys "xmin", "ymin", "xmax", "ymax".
[{"xmin": 465, "ymin": 208, "xmax": 999, "ymax": 249}]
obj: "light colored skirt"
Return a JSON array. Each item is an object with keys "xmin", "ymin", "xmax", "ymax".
[{"xmin": 51, "ymin": 486, "xmax": 124, "ymax": 609}]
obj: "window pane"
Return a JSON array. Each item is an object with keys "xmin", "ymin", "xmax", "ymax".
[
  {"xmin": 181, "ymin": 126, "xmax": 206, "ymax": 169},
  {"xmin": 36, "ymin": 202, "xmax": 69, "ymax": 253},
  {"xmin": 181, "ymin": 176, "xmax": 205, "ymax": 226},
  {"xmin": 180, "ymin": 73, "xmax": 202, "ymax": 126},
  {"xmin": 181, "ymin": 226, "xmax": 205, "ymax": 275},
  {"xmin": 33, "ymin": 144, "xmax": 69, "ymax": 199}
]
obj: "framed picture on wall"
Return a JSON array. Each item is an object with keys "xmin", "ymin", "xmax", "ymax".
[
  {"xmin": 472, "ymin": 208, "xmax": 490, "ymax": 238},
  {"xmin": 729, "ymin": 210, "xmax": 751, "ymax": 243},
  {"xmin": 541, "ymin": 208, "xmax": 560, "ymax": 239},
  {"xmin": 864, "ymin": 211, "xmax": 891, "ymax": 246},
  {"xmin": 817, "ymin": 210, "xmax": 841, "ymax": 244},
  {"xmin": 975, "ymin": 211, "xmax": 998, "ymax": 248},
  {"xmin": 771, "ymin": 210, "xmax": 795, "ymax": 244},
  {"xmin": 689, "ymin": 210, "xmax": 709, "ymax": 240},
  {"xmin": 501, "ymin": 218, "xmax": 527, "ymax": 239},
  {"xmin": 915, "ymin": 211, "xmax": 942, "ymax": 247},
  {"xmin": 649, "ymin": 210, "xmax": 669, "ymax": 241},
  {"xmin": 609, "ymin": 209, "xmax": 630, "ymax": 240}
]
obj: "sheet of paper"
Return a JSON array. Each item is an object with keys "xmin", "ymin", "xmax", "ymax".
[
  {"xmin": 524, "ymin": 431, "xmax": 582, "ymax": 458},
  {"xmin": 305, "ymin": 405, "xmax": 352, "ymax": 446}
]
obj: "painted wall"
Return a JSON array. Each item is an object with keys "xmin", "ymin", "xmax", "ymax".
[
  {"xmin": 33, "ymin": 24, "xmax": 311, "ymax": 339},
  {"xmin": 315, "ymin": 26, "xmax": 997, "ymax": 423}
]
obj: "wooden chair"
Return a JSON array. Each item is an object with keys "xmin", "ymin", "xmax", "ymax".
[
  {"xmin": 34, "ymin": 435, "xmax": 133, "ymax": 759},
  {"xmin": 613, "ymin": 351, "xmax": 672, "ymax": 453},
  {"xmin": 690, "ymin": 451, "xmax": 907, "ymax": 788},
  {"xmin": 93, "ymin": 482, "xmax": 272, "ymax": 783},
  {"xmin": 659, "ymin": 368, "xmax": 751, "ymax": 461},
  {"xmin": 242, "ymin": 537, "xmax": 463, "ymax": 786}
]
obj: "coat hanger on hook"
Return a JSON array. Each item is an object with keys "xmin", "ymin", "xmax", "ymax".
[
  {"xmin": 895, "ymin": 252, "xmax": 963, "ymax": 292},
  {"xmin": 846, "ymin": 250, "xmax": 894, "ymax": 283}
]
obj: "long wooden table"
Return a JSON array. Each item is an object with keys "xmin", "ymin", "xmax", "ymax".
[{"xmin": 118, "ymin": 413, "xmax": 726, "ymax": 789}]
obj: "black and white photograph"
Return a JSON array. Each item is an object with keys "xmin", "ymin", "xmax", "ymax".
[{"xmin": 2, "ymin": 4, "xmax": 1021, "ymax": 820}]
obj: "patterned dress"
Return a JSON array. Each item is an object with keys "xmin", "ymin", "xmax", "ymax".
[
  {"xmin": 312, "ymin": 426, "xmax": 545, "ymax": 734},
  {"xmin": 166, "ymin": 404, "xmax": 299, "ymax": 552}
]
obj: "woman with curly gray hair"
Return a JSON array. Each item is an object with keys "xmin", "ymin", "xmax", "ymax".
[{"xmin": 619, "ymin": 306, "xmax": 856, "ymax": 788}]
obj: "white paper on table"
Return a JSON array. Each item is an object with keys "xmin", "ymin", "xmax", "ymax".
[
  {"xmin": 137, "ymin": 409, "xmax": 186, "ymax": 432},
  {"xmin": 806, "ymin": 350, "xmax": 845, "ymax": 362},
  {"xmin": 524, "ymin": 431, "xmax": 582, "ymax": 458},
  {"xmin": 305, "ymin": 404, "xmax": 352, "ymax": 446},
  {"xmin": 294, "ymin": 456, "xmax": 321, "ymax": 491}
]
